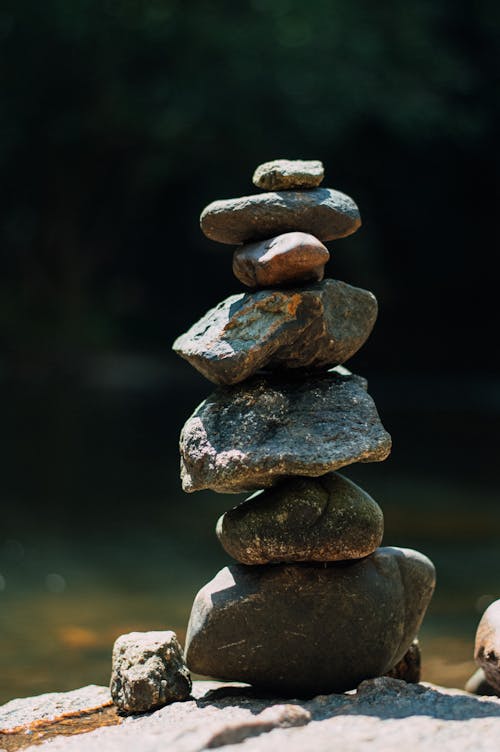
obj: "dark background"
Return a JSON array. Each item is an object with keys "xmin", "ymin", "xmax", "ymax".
[{"xmin": 1, "ymin": 0, "xmax": 499, "ymax": 702}]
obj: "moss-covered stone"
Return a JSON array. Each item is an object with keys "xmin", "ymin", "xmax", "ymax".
[{"xmin": 216, "ymin": 473, "xmax": 383, "ymax": 564}]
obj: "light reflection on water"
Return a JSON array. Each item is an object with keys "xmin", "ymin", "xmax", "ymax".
[{"xmin": 1, "ymin": 376, "xmax": 499, "ymax": 703}]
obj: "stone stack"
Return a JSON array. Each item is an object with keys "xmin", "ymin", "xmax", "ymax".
[{"xmin": 173, "ymin": 159, "xmax": 435, "ymax": 696}]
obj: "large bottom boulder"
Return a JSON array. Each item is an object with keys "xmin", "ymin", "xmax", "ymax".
[{"xmin": 185, "ymin": 547, "xmax": 435, "ymax": 696}]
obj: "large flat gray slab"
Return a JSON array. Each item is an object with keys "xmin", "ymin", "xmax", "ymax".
[{"xmin": 4, "ymin": 678, "xmax": 500, "ymax": 752}]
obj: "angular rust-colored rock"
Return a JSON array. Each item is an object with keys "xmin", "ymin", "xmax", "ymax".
[
  {"xmin": 180, "ymin": 370, "xmax": 391, "ymax": 494},
  {"xmin": 172, "ymin": 279, "xmax": 377, "ymax": 386},
  {"xmin": 252, "ymin": 159, "xmax": 324, "ymax": 191},
  {"xmin": 216, "ymin": 473, "xmax": 383, "ymax": 564},
  {"xmin": 184, "ymin": 548, "xmax": 436, "ymax": 696},
  {"xmin": 475, "ymin": 600, "xmax": 500, "ymax": 694},
  {"xmin": 200, "ymin": 188, "xmax": 361, "ymax": 245},
  {"xmin": 232, "ymin": 232, "xmax": 329, "ymax": 288}
]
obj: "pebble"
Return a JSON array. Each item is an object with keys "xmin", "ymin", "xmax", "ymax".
[
  {"xmin": 200, "ymin": 188, "xmax": 361, "ymax": 245},
  {"xmin": 110, "ymin": 631, "xmax": 191, "ymax": 714},
  {"xmin": 180, "ymin": 370, "xmax": 391, "ymax": 493},
  {"xmin": 465, "ymin": 667, "xmax": 497, "ymax": 696},
  {"xmin": 232, "ymin": 232, "xmax": 329, "ymax": 288},
  {"xmin": 184, "ymin": 547, "xmax": 436, "ymax": 696},
  {"xmin": 173, "ymin": 279, "xmax": 377, "ymax": 385},
  {"xmin": 216, "ymin": 473, "xmax": 383, "ymax": 564},
  {"xmin": 385, "ymin": 639, "xmax": 421, "ymax": 684},
  {"xmin": 252, "ymin": 159, "xmax": 324, "ymax": 191},
  {"xmin": 474, "ymin": 599, "xmax": 500, "ymax": 694}
]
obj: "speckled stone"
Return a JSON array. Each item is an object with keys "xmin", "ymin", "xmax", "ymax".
[
  {"xmin": 110, "ymin": 631, "xmax": 191, "ymax": 714},
  {"xmin": 172, "ymin": 279, "xmax": 377, "ymax": 386},
  {"xmin": 180, "ymin": 370, "xmax": 391, "ymax": 493},
  {"xmin": 184, "ymin": 547, "xmax": 436, "ymax": 696},
  {"xmin": 252, "ymin": 159, "xmax": 324, "ymax": 191},
  {"xmin": 200, "ymin": 188, "xmax": 361, "ymax": 245},
  {"xmin": 232, "ymin": 232, "xmax": 329, "ymax": 288},
  {"xmin": 216, "ymin": 473, "xmax": 383, "ymax": 564}
]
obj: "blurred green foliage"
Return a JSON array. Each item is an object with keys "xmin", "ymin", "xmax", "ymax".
[{"xmin": 0, "ymin": 0, "xmax": 498, "ymax": 363}]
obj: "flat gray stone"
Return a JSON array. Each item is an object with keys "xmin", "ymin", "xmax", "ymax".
[
  {"xmin": 474, "ymin": 600, "xmax": 500, "ymax": 694},
  {"xmin": 180, "ymin": 370, "xmax": 391, "ymax": 493},
  {"xmin": 110, "ymin": 631, "xmax": 191, "ymax": 713},
  {"xmin": 8, "ymin": 679, "xmax": 500, "ymax": 752},
  {"xmin": 200, "ymin": 188, "xmax": 361, "ymax": 245},
  {"xmin": 185, "ymin": 547, "xmax": 435, "ymax": 695},
  {"xmin": 216, "ymin": 473, "xmax": 383, "ymax": 564},
  {"xmin": 173, "ymin": 280, "xmax": 378, "ymax": 386},
  {"xmin": 252, "ymin": 159, "xmax": 324, "ymax": 191},
  {"xmin": 232, "ymin": 232, "xmax": 329, "ymax": 288}
]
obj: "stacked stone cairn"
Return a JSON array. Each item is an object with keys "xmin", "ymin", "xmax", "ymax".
[{"xmin": 173, "ymin": 159, "xmax": 436, "ymax": 696}]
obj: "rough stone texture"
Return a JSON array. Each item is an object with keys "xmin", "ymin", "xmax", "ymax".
[
  {"xmin": 465, "ymin": 667, "xmax": 497, "ymax": 696},
  {"xmin": 180, "ymin": 370, "xmax": 391, "ymax": 493},
  {"xmin": 475, "ymin": 600, "xmax": 500, "ymax": 694},
  {"xmin": 0, "ymin": 685, "xmax": 112, "ymax": 733},
  {"xmin": 252, "ymin": 159, "xmax": 324, "ymax": 191},
  {"xmin": 385, "ymin": 639, "xmax": 421, "ymax": 684},
  {"xmin": 200, "ymin": 188, "xmax": 361, "ymax": 245},
  {"xmin": 232, "ymin": 232, "xmax": 329, "ymax": 288},
  {"xmin": 110, "ymin": 631, "xmax": 191, "ymax": 714},
  {"xmin": 185, "ymin": 547, "xmax": 435, "ymax": 695},
  {"xmin": 6, "ymin": 679, "xmax": 500, "ymax": 752},
  {"xmin": 173, "ymin": 280, "xmax": 378, "ymax": 386},
  {"xmin": 216, "ymin": 473, "xmax": 383, "ymax": 564}
]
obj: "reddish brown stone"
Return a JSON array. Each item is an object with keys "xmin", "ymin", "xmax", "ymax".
[
  {"xmin": 232, "ymin": 232, "xmax": 329, "ymax": 288},
  {"xmin": 172, "ymin": 279, "xmax": 377, "ymax": 386}
]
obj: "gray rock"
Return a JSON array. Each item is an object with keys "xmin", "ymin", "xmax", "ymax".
[
  {"xmin": 232, "ymin": 232, "xmax": 329, "ymax": 288},
  {"xmin": 9, "ymin": 678, "xmax": 500, "ymax": 752},
  {"xmin": 110, "ymin": 631, "xmax": 191, "ymax": 714},
  {"xmin": 252, "ymin": 159, "xmax": 324, "ymax": 191},
  {"xmin": 216, "ymin": 473, "xmax": 383, "ymax": 564},
  {"xmin": 385, "ymin": 639, "xmax": 421, "ymax": 684},
  {"xmin": 185, "ymin": 547, "xmax": 436, "ymax": 695},
  {"xmin": 0, "ymin": 684, "xmax": 112, "ymax": 733},
  {"xmin": 200, "ymin": 188, "xmax": 361, "ymax": 245},
  {"xmin": 180, "ymin": 370, "xmax": 391, "ymax": 493},
  {"xmin": 173, "ymin": 280, "xmax": 377, "ymax": 386},
  {"xmin": 465, "ymin": 667, "xmax": 497, "ymax": 696},
  {"xmin": 474, "ymin": 599, "xmax": 500, "ymax": 694}
]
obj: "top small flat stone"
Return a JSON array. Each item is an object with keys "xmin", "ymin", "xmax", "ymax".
[{"xmin": 252, "ymin": 159, "xmax": 324, "ymax": 191}]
